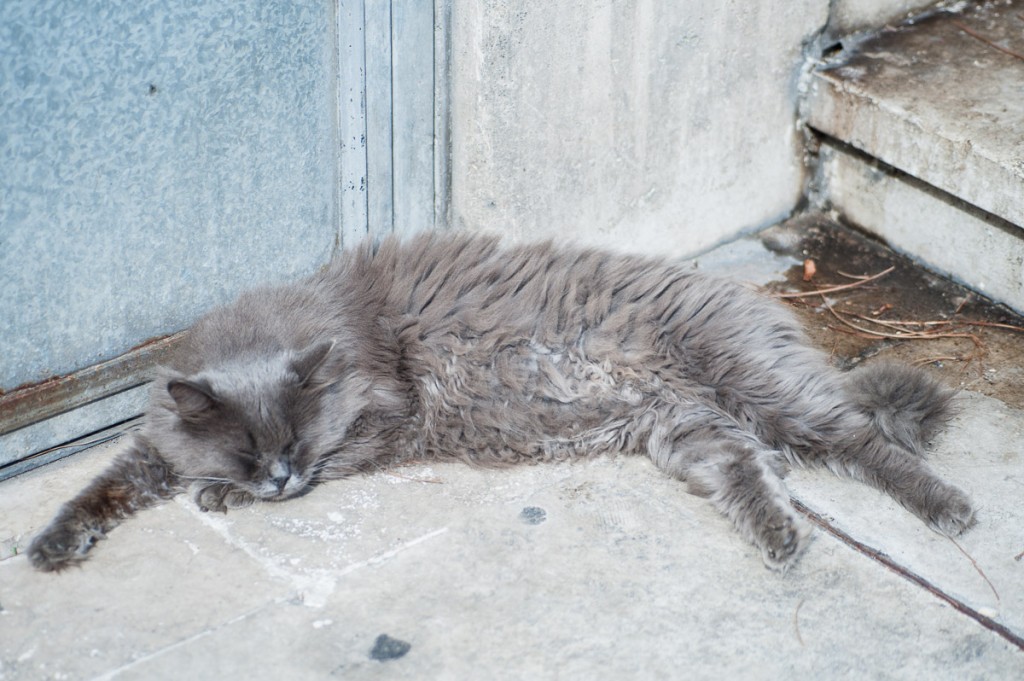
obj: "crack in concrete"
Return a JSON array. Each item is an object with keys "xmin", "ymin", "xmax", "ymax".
[
  {"xmin": 90, "ymin": 602, "xmax": 272, "ymax": 681},
  {"xmin": 179, "ymin": 496, "xmax": 450, "ymax": 608},
  {"xmin": 792, "ymin": 498, "xmax": 1024, "ymax": 652}
]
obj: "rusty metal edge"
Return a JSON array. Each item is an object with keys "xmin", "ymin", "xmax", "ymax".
[{"xmin": 0, "ymin": 332, "xmax": 186, "ymax": 437}]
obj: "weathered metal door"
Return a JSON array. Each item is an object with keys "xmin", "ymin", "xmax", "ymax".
[{"xmin": 0, "ymin": 0, "xmax": 447, "ymax": 479}]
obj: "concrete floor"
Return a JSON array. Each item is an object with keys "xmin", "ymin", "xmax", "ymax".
[{"xmin": 2, "ymin": 218, "xmax": 1023, "ymax": 679}]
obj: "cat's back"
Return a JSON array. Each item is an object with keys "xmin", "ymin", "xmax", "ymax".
[
  {"xmin": 367, "ymin": 232, "xmax": 808, "ymax": 383},
  {"xmin": 370, "ymin": 231, "xmax": 677, "ymax": 334}
]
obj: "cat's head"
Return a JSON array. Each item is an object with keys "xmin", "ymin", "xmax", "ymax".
[{"xmin": 149, "ymin": 340, "xmax": 355, "ymax": 501}]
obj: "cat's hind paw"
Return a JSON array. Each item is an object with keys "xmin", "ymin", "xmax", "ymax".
[
  {"xmin": 27, "ymin": 522, "xmax": 100, "ymax": 572},
  {"xmin": 757, "ymin": 510, "xmax": 813, "ymax": 572},
  {"xmin": 925, "ymin": 485, "xmax": 976, "ymax": 537}
]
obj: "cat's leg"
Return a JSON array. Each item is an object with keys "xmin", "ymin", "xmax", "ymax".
[
  {"xmin": 28, "ymin": 436, "xmax": 180, "ymax": 571},
  {"xmin": 658, "ymin": 279, "xmax": 972, "ymax": 536},
  {"xmin": 821, "ymin": 424, "xmax": 975, "ymax": 536},
  {"xmin": 643, "ymin": 401, "xmax": 812, "ymax": 571},
  {"xmin": 739, "ymin": 362, "xmax": 975, "ymax": 536}
]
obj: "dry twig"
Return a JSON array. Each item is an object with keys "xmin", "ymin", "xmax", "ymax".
[
  {"xmin": 855, "ymin": 318, "xmax": 1024, "ymax": 333},
  {"xmin": 953, "ymin": 20, "xmax": 1024, "ymax": 62},
  {"xmin": 949, "ymin": 536, "xmax": 1000, "ymax": 605},
  {"xmin": 852, "ymin": 316, "xmax": 1021, "ymax": 348},
  {"xmin": 774, "ymin": 264, "xmax": 1024, "ymax": 368},
  {"xmin": 827, "ymin": 324, "xmax": 887, "ymax": 340},
  {"xmin": 776, "ymin": 266, "xmax": 895, "ymax": 299},
  {"xmin": 822, "ymin": 299, "xmax": 981, "ymax": 345},
  {"xmin": 912, "ymin": 355, "xmax": 964, "ymax": 366},
  {"xmin": 793, "ymin": 599, "xmax": 806, "ymax": 647},
  {"xmin": 837, "ymin": 270, "xmax": 875, "ymax": 280},
  {"xmin": 860, "ymin": 319, "xmax": 957, "ymax": 327},
  {"xmin": 963, "ymin": 321, "xmax": 1024, "ymax": 333}
]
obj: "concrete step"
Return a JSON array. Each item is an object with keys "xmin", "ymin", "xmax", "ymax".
[{"xmin": 806, "ymin": 0, "xmax": 1024, "ymax": 313}]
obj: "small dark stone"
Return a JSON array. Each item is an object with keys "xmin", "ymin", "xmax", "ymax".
[
  {"xmin": 519, "ymin": 506, "xmax": 547, "ymax": 525},
  {"xmin": 370, "ymin": 634, "xmax": 411, "ymax": 661}
]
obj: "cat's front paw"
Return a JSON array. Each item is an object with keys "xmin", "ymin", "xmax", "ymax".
[
  {"xmin": 28, "ymin": 521, "xmax": 99, "ymax": 572},
  {"xmin": 192, "ymin": 483, "xmax": 255, "ymax": 513},
  {"xmin": 757, "ymin": 510, "xmax": 812, "ymax": 572},
  {"xmin": 223, "ymin": 489, "xmax": 255, "ymax": 509}
]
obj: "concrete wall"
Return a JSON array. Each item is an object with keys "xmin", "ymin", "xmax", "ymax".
[
  {"xmin": 827, "ymin": 0, "xmax": 940, "ymax": 37},
  {"xmin": 449, "ymin": 0, "xmax": 829, "ymax": 258}
]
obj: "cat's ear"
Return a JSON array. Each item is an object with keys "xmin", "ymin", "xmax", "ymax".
[
  {"xmin": 167, "ymin": 378, "xmax": 218, "ymax": 422},
  {"xmin": 290, "ymin": 340, "xmax": 336, "ymax": 387}
]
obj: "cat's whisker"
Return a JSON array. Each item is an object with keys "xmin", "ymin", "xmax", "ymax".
[
  {"xmin": 308, "ymin": 456, "xmax": 364, "ymax": 482},
  {"xmin": 176, "ymin": 475, "xmax": 234, "ymax": 483}
]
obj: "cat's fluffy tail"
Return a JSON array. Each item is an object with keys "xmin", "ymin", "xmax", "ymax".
[{"xmin": 845, "ymin": 360, "xmax": 957, "ymax": 456}]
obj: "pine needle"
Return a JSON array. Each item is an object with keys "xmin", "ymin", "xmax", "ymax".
[{"xmin": 775, "ymin": 266, "xmax": 895, "ymax": 299}]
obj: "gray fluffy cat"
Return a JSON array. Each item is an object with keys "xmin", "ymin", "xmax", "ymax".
[{"xmin": 29, "ymin": 232, "xmax": 975, "ymax": 572}]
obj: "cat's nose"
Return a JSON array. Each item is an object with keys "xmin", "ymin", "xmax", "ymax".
[{"xmin": 269, "ymin": 459, "xmax": 291, "ymax": 492}]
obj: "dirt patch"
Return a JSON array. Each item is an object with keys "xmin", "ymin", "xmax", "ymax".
[{"xmin": 759, "ymin": 214, "xmax": 1024, "ymax": 409}]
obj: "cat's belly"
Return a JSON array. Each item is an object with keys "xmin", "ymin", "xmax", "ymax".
[{"xmin": 415, "ymin": 341, "xmax": 683, "ymax": 465}]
